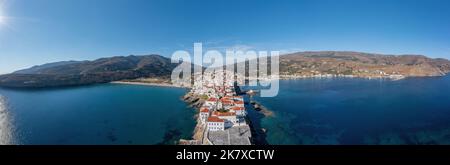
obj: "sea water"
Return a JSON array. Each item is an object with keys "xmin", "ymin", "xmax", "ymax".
[
  {"xmin": 0, "ymin": 84, "xmax": 196, "ymax": 145},
  {"xmin": 249, "ymin": 75, "xmax": 450, "ymax": 144}
]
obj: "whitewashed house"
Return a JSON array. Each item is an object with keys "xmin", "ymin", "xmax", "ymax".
[
  {"xmin": 207, "ymin": 117, "xmax": 225, "ymax": 131},
  {"xmin": 199, "ymin": 107, "xmax": 210, "ymax": 124},
  {"xmin": 232, "ymin": 107, "xmax": 246, "ymax": 116},
  {"xmin": 212, "ymin": 111, "xmax": 238, "ymax": 128},
  {"xmin": 204, "ymin": 98, "xmax": 218, "ymax": 107}
]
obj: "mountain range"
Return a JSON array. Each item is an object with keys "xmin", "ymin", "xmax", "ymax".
[
  {"xmin": 279, "ymin": 51, "xmax": 450, "ymax": 78},
  {"xmin": 0, "ymin": 55, "xmax": 178, "ymax": 88},
  {"xmin": 0, "ymin": 51, "xmax": 449, "ymax": 88}
]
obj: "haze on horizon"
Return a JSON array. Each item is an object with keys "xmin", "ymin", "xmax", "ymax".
[{"xmin": 0, "ymin": 0, "xmax": 450, "ymax": 74}]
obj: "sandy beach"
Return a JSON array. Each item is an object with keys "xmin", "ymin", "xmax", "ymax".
[{"xmin": 110, "ymin": 81, "xmax": 187, "ymax": 88}]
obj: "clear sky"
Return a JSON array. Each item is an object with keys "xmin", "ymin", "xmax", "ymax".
[{"xmin": 0, "ymin": 0, "xmax": 450, "ymax": 74}]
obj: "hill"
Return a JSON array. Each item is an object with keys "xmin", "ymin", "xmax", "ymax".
[
  {"xmin": 0, "ymin": 55, "xmax": 179, "ymax": 88},
  {"xmin": 278, "ymin": 51, "xmax": 450, "ymax": 78}
]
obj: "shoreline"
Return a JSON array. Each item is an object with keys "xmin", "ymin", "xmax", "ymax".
[
  {"xmin": 277, "ymin": 73, "xmax": 449, "ymax": 81},
  {"xmin": 279, "ymin": 74, "xmax": 407, "ymax": 81},
  {"xmin": 179, "ymin": 92, "xmax": 209, "ymax": 145},
  {"xmin": 110, "ymin": 81, "xmax": 188, "ymax": 88}
]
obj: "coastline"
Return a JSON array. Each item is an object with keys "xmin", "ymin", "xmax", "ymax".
[
  {"xmin": 277, "ymin": 72, "xmax": 448, "ymax": 81},
  {"xmin": 278, "ymin": 74, "xmax": 407, "ymax": 81},
  {"xmin": 110, "ymin": 81, "xmax": 187, "ymax": 88},
  {"xmin": 179, "ymin": 92, "xmax": 209, "ymax": 145}
]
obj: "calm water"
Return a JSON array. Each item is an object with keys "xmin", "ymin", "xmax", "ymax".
[
  {"xmin": 250, "ymin": 75, "xmax": 450, "ymax": 145},
  {"xmin": 0, "ymin": 84, "xmax": 195, "ymax": 145},
  {"xmin": 1, "ymin": 76, "xmax": 450, "ymax": 145}
]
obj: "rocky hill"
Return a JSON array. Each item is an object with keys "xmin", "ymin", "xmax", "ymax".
[
  {"xmin": 0, "ymin": 55, "xmax": 180, "ymax": 88},
  {"xmin": 278, "ymin": 51, "xmax": 450, "ymax": 78}
]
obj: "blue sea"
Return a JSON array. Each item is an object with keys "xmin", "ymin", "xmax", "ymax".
[
  {"xmin": 0, "ymin": 84, "xmax": 196, "ymax": 145},
  {"xmin": 249, "ymin": 75, "xmax": 450, "ymax": 144}
]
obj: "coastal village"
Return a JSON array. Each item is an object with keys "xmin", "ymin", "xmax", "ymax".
[{"xmin": 180, "ymin": 70, "xmax": 253, "ymax": 145}]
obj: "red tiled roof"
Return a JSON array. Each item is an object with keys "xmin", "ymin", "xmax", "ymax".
[
  {"xmin": 222, "ymin": 100, "xmax": 233, "ymax": 105},
  {"xmin": 222, "ymin": 96, "xmax": 233, "ymax": 100},
  {"xmin": 235, "ymin": 101, "xmax": 244, "ymax": 104},
  {"xmin": 207, "ymin": 116, "xmax": 224, "ymax": 122},
  {"xmin": 232, "ymin": 107, "xmax": 245, "ymax": 111},
  {"xmin": 207, "ymin": 98, "xmax": 218, "ymax": 102},
  {"xmin": 213, "ymin": 111, "xmax": 236, "ymax": 116},
  {"xmin": 200, "ymin": 107, "xmax": 209, "ymax": 113}
]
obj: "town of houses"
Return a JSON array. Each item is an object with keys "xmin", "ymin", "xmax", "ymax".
[
  {"xmin": 192, "ymin": 70, "xmax": 248, "ymax": 132},
  {"xmin": 174, "ymin": 69, "xmax": 253, "ymax": 145}
]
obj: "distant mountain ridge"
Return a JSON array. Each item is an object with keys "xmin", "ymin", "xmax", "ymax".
[
  {"xmin": 14, "ymin": 55, "xmax": 175, "ymax": 75},
  {"xmin": 14, "ymin": 61, "xmax": 84, "ymax": 74},
  {"xmin": 278, "ymin": 51, "xmax": 450, "ymax": 78},
  {"xmin": 0, "ymin": 51, "xmax": 449, "ymax": 88}
]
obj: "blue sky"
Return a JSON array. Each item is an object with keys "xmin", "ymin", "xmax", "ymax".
[{"xmin": 0, "ymin": 0, "xmax": 450, "ymax": 74}]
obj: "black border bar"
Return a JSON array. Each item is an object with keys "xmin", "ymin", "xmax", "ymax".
[{"xmin": 1, "ymin": 145, "xmax": 450, "ymax": 163}]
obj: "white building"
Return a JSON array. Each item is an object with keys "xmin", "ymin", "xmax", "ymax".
[
  {"xmin": 199, "ymin": 107, "xmax": 210, "ymax": 124},
  {"xmin": 232, "ymin": 107, "xmax": 246, "ymax": 116},
  {"xmin": 212, "ymin": 111, "xmax": 238, "ymax": 128},
  {"xmin": 204, "ymin": 98, "xmax": 218, "ymax": 107},
  {"xmin": 207, "ymin": 117, "xmax": 225, "ymax": 131},
  {"xmin": 234, "ymin": 100, "xmax": 245, "ymax": 108}
]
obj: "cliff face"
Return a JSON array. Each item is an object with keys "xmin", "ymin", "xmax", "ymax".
[{"xmin": 279, "ymin": 51, "xmax": 450, "ymax": 77}]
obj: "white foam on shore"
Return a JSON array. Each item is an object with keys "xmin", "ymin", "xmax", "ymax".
[{"xmin": 0, "ymin": 96, "xmax": 13, "ymax": 145}]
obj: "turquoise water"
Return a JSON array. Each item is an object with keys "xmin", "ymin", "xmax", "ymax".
[
  {"xmin": 0, "ymin": 84, "xmax": 196, "ymax": 145},
  {"xmin": 250, "ymin": 75, "xmax": 450, "ymax": 145}
]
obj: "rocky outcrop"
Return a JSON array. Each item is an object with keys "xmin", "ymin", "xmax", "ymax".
[{"xmin": 183, "ymin": 92, "xmax": 205, "ymax": 109}]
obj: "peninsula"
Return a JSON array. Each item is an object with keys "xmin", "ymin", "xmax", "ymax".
[{"xmin": 179, "ymin": 70, "xmax": 252, "ymax": 145}]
